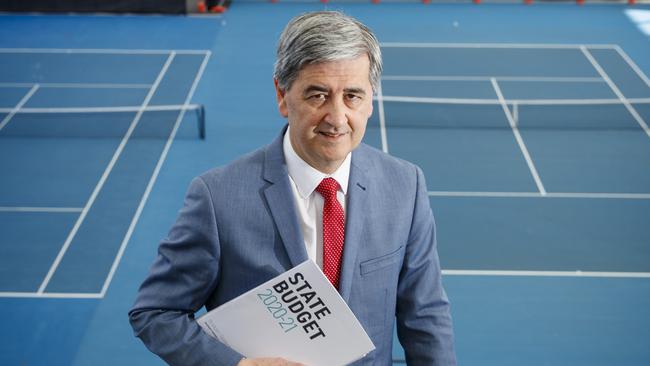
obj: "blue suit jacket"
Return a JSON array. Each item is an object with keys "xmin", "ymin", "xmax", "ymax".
[{"xmin": 129, "ymin": 128, "xmax": 456, "ymax": 366}]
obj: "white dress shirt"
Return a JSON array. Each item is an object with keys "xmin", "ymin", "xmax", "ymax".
[{"xmin": 282, "ymin": 127, "xmax": 350, "ymax": 268}]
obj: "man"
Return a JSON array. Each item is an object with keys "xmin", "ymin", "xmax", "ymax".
[{"xmin": 129, "ymin": 11, "xmax": 456, "ymax": 366}]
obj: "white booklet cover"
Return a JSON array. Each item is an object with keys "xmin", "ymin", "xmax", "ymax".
[{"xmin": 197, "ymin": 260, "xmax": 375, "ymax": 365}]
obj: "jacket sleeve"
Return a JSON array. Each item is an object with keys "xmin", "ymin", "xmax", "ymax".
[
  {"xmin": 395, "ymin": 166, "xmax": 457, "ymax": 366},
  {"xmin": 128, "ymin": 176, "xmax": 243, "ymax": 366}
]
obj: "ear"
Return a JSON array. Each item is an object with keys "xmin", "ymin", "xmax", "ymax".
[{"xmin": 274, "ymin": 79, "xmax": 288, "ymax": 118}]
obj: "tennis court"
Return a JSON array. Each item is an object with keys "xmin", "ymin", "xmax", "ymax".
[{"xmin": 1, "ymin": 2, "xmax": 649, "ymax": 365}]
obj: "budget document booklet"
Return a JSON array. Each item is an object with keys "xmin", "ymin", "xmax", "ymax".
[{"xmin": 196, "ymin": 260, "xmax": 375, "ymax": 366}]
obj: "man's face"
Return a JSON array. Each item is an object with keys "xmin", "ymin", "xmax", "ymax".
[{"xmin": 275, "ymin": 56, "xmax": 374, "ymax": 174}]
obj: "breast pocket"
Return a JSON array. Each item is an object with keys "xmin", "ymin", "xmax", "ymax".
[{"xmin": 360, "ymin": 245, "xmax": 405, "ymax": 276}]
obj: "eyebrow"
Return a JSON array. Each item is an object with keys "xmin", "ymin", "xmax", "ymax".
[
  {"xmin": 302, "ymin": 85, "xmax": 329, "ymax": 96},
  {"xmin": 343, "ymin": 87, "xmax": 367, "ymax": 96},
  {"xmin": 302, "ymin": 85, "xmax": 367, "ymax": 96}
]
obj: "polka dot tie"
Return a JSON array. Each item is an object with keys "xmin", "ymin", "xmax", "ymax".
[{"xmin": 315, "ymin": 177, "xmax": 345, "ymax": 290}]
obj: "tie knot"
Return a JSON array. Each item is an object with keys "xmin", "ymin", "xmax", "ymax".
[{"xmin": 316, "ymin": 177, "xmax": 340, "ymax": 200}]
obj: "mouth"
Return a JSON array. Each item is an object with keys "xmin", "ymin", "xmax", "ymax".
[{"xmin": 317, "ymin": 131, "xmax": 347, "ymax": 139}]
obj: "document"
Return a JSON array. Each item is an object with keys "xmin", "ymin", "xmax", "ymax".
[{"xmin": 197, "ymin": 260, "xmax": 375, "ymax": 365}]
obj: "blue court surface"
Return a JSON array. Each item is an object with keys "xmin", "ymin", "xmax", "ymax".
[{"xmin": 1, "ymin": 3, "xmax": 649, "ymax": 365}]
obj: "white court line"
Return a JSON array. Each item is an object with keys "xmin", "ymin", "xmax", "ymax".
[
  {"xmin": 491, "ymin": 78, "xmax": 546, "ymax": 195},
  {"xmin": 614, "ymin": 45, "xmax": 650, "ymax": 89},
  {"xmin": 378, "ymin": 95, "xmax": 499, "ymax": 105},
  {"xmin": 4, "ymin": 267, "xmax": 649, "ymax": 299},
  {"xmin": 377, "ymin": 80, "xmax": 389, "ymax": 154},
  {"xmin": 581, "ymin": 46, "xmax": 650, "ymax": 139},
  {"xmin": 0, "ymin": 84, "xmax": 39, "ymax": 132},
  {"xmin": 99, "ymin": 51, "xmax": 212, "ymax": 297},
  {"xmin": 0, "ymin": 104, "xmax": 202, "ymax": 114},
  {"xmin": 381, "ymin": 42, "xmax": 617, "ymax": 49},
  {"xmin": 377, "ymin": 95, "xmax": 650, "ymax": 106},
  {"xmin": 428, "ymin": 191, "xmax": 650, "ymax": 199},
  {"xmin": 510, "ymin": 97, "xmax": 650, "ymax": 106},
  {"xmin": 0, "ymin": 48, "xmax": 209, "ymax": 55},
  {"xmin": 0, "ymin": 82, "xmax": 152, "ymax": 89},
  {"xmin": 0, "ymin": 206, "xmax": 83, "ymax": 213},
  {"xmin": 37, "ymin": 52, "xmax": 177, "ymax": 295},
  {"xmin": 0, "ymin": 291, "xmax": 102, "ymax": 299},
  {"xmin": 381, "ymin": 75, "xmax": 605, "ymax": 83},
  {"xmin": 442, "ymin": 270, "xmax": 650, "ymax": 278}
]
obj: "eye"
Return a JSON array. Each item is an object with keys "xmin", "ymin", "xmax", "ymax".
[
  {"xmin": 345, "ymin": 93, "xmax": 363, "ymax": 104},
  {"xmin": 307, "ymin": 93, "xmax": 327, "ymax": 100},
  {"xmin": 306, "ymin": 93, "xmax": 328, "ymax": 105}
]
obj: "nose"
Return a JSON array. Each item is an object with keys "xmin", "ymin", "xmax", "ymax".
[{"xmin": 323, "ymin": 97, "xmax": 348, "ymax": 128}]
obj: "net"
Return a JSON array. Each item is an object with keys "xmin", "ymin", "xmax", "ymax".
[
  {"xmin": 378, "ymin": 98, "xmax": 650, "ymax": 131},
  {"xmin": 0, "ymin": 104, "xmax": 205, "ymax": 139}
]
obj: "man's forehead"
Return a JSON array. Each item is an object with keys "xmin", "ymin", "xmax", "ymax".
[{"xmin": 293, "ymin": 57, "xmax": 372, "ymax": 89}]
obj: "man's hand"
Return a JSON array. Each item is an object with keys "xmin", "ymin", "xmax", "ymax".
[{"xmin": 237, "ymin": 357, "xmax": 305, "ymax": 366}]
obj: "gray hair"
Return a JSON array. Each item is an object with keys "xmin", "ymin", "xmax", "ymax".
[{"xmin": 273, "ymin": 11, "xmax": 382, "ymax": 93}]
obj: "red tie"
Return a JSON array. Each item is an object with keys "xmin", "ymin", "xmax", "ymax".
[{"xmin": 315, "ymin": 177, "xmax": 345, "ymax": 290}]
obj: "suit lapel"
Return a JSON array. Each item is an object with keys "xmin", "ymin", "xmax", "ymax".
[
  {"xmin": 262, "ymin": 129, "xmax": 309, "ymax": 268},
  {"xmin": 338, "ymin": 147, "xmax": 371, "ymax": 302}
]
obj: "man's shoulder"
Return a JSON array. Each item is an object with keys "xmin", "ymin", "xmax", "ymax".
[
  {"xmin": 354, "ymin": 144, "xmax": 424, "ymax": 207},
  {"xmin": 197, "ymin": 144, "xmax": 268, "ymax": 188},
  {"xmin": 355, "ymin": 143, "xmax": 419, "ymax": 176}
]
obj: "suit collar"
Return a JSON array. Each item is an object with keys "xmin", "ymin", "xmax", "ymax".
[
  {"xmin": 338, "ymin": 145, "xmax": 371, "ymax": 301},
  {"xmin": 262, "ymin": 126, "xmax": 309, "ymax": 267},
  {"xmin": 262, "ymin": 126, "xmax": 290, "ymax": 184}
]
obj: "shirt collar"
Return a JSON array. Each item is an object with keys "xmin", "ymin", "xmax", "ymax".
[{"xmin": 283, "ymin": 127, "xmax": 351, "ymax": 199}]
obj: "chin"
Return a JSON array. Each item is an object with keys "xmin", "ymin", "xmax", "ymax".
[{"xmin": 322, "ymin": 152, "xmax": 349, "ymax": 164}]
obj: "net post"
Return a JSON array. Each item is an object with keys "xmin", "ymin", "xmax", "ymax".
[
  {"xmin": 196, "ymin": 104, "xmax": 206, "ymax": 140},
  {"xmin": 513, "ymin": 102, "xmax": 519, "ymax": 127}
]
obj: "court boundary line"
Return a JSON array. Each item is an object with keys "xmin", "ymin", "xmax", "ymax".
[
  {"xmin": 36, "ymin": 52, "xmax": 177, "ymax": 294},
  {"xmin": 580, "ymin": 46, "xmax": 650, "ymax": 139},
  {"xmin": 442, "ymin": 270, "xmax": 650, "ymax": 278},
  {"xmin": 0, "ymin": 48, "xmax": 209, "ymax": 55},
  {"xmin": 509, "ymin": 97, "xmax": 650, "ymax": 106},
  {"xmin": 0, "ymin": 291, "xmax": 103, "ymax": 299},
  {"xmin": 614, "ymin": 45, "xmax": 650, "ymax": 89},
  {"xmin": 376, "ymin": 96, "xmax": 650, "ymax": 106},
  {"xmin": 3, "ymin": 267, "xmax": 647, "ymax": 299},
  {"xmin": 99, "ymin": 51, "xmax": 212, "ymax": 298},
  {"xmin": 377, "ymin": 80, "xmax": 389, "ymax": 153},
  {"xmin": 0, "ymin": 84, "xmax": 39, "ymax": 132},
  {"xmin": 380, "ymin": 42, "xmax": 618, "ymax": 49},
  {"xmin": 491, "ymin": 78, "xmax": 546, "ymax": 195},
  {"xmin": 381, "ymin": 76, "xmax": 606, "ymax": 83},
  {"xmin": 428, "ymin": 191, "xmax": 650, "ymax": 199},
  {"xmin": 0, "ymin": 82, "xmax": 152, "ymax": 89},
  {"xmin": 0, "ymin": 206, "xmax": 83, "ymax": 213},
  {"xmin": 0, "ymin": 104, "xmax": 202, "ymax": 114}
]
